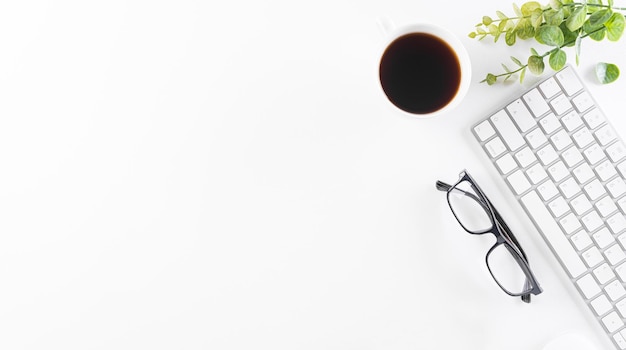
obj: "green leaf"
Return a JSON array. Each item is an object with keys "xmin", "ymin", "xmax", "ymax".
[
  {"xmin": 531, "ymin": 47, "xmax": 540, "ymax": 56},
  {"xmin": 588, "ymin": 9, "xmax": 612, "ymax": 28},
  {"xmin": 575, "ymin": 35, "xmax": 582, "ymax": 65},
  {"xmin": 566, "ymin": 5, "xmax": 587, "ymax": 32},
  {"xmin": 496, "ymin": 11, "xmax": 508, "ymax": 20},
  {"xmin": 511, "ymin": 56, "xmax": 524, "ymax": 67},
  {"xmin": 528, "ymin": 55, "xmax": 545, "ymax": 75},
  {"xmin": 560, "ymin": 22, "xmax": 578, "ymax": 46},
  {"xmin": 549, "ymin": 0, "xmax": 562, "ymax": 9},
  {"xmin": 513, "ymin": 3, "xmax": 522, "ymax": 17},
  {"xmin": 531, "ymin": 8, "xmax": 544, "ymax": 29},
  {"xmin": 537, "ymin": 25, "xmax": 565, "ymax": 46},
  {"xmin": 483, "ymin": 16, "xmax": 493, "ymax": 26},
  {"xmin": 520, "ymin": 67, "xmax": 527, "ymax": 83},
  {"xmin": 587, "ymin": 0, "xmax": 602, "ymax": 13},
  {"xmin": 544, "ymin": 9, "xmax": 565, "ymax": 26},
  {"xmin": 521, "ymin": 1, "xmax": 542, "ymax": 16},
  {"xmin": 596, "ymin": 62, "xmax": 620, "ymax": 83},
  {"xmin": 486, "ymin": 73, "xmax": 497, "ymax": 85},
  {"xmin": 505, "ymin": 29, "xmax": 517, "ymax": 45},
  {"xmin": 549, "ymin": 49, "xmax": 567, "ymax": 70},
  {"xmin": 606, "ymin": 12, "xmax": 626, "ymax": 41},
  {"xmin": 516, "ymin": 18, "xmax": 536, "ymax": 39},
  {"xmin": 589, "ymin": 28, "xmax": 607, "ymax": 41}
]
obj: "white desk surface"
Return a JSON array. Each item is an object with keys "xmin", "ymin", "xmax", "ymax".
[{"xmin": 2, "ymin": 1, "xmax": 626, "ymax": 349}]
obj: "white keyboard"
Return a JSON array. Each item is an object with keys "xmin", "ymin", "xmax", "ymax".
[{"xmin": 472, "ymin": 66, "xmax": 626, "ymax": 349}]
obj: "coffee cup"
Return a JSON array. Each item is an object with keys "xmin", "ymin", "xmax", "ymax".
[{"xmin": 378, "ymin": 21, "xmax": 471, "ymax": 118}]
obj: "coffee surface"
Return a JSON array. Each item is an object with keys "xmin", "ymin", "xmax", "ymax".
[{"xmin": 379, "ymin": 33, "xmax": 461, "ymax": 114}]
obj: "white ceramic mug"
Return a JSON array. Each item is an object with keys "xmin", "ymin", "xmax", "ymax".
[{"xmin": 378, "ymin": 20, "xmax": 471, "ymax": 118}]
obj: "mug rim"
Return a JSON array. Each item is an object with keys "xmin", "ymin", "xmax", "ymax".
[{"xmin": 378, "ymin": 23, "xmax": 472, "ymax": 119}]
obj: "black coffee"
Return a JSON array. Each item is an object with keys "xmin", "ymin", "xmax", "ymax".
[{"xmin": 379, "ymin": 33, "xmax": 461, "ymax": 114}]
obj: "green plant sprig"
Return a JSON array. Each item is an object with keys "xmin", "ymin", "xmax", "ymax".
[{"xmin": 470, "ymin": 0, "xmax": 626, "ymax": 84}]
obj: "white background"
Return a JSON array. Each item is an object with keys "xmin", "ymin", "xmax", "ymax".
[{"xmin": 1, "ymin": 1, "xmax": 626, "ymax": 349}]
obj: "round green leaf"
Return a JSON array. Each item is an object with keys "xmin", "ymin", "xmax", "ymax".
[
  {"xmin": 521, "ymin": 1, "xmax": 542, "ymax": 16},
  {"xmin": 486, "ymin": 74, "xmax": 497, "ymax": 85},
  {"xmin": 566, "ymin": 5, "xmax": 587, "ymax": 32},
  {"xmin": 528, "ymin": 55, "xmax": 545, "ymax": 75},
  {"xmin": 588, "ymin": 9, "xmax": 612, "ymax": 28},
  {"xmin": 483, "ymin": 16, "xmax": 493, "ymax": 26},
  {"xmin": 549, "ymin": 49, "xmax": 567, "ymax": 71},
  {"xmin": 537, "ymin": 25, "xmax": 565, "ymax": 46},
  {"xmin": 606, "ymin": 13, "xmax": 626, "ymax": 41},
  {"xmin": 596, "ymin": 62, "xmax": 620, "ymax": 84}
]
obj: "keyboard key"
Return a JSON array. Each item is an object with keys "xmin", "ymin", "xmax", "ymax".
[
  {"xmin": 526, "ymin": 163, "xmax": 548, "ymax": 184},
  {"xmin": 605, "ymin": 279, "xmax": 626, "ymax": 301},
  {"xmin": 514, "ymin": 147, "xmax": 537, "ymax": 168},
  {"xmin": 593, "ymin": 263, "xmax": 616, "ymax": 284},
  {"xmin": 496, "ymin": 154, "xmax": 517, "ymax": 174},
  {"xmin": 583, "ymin": 108, "xmax": 606, "ymax": 129},
  {"xmin": 595, "ymin": 160, "xmax": 618, "ymax": 181},
  {"xmin": 537, "ymin": 180, "xmax": 559, "ymax": 200},
  {"xmin": 559, "ymin": 177, "xmax": 581, "ymax": 199},
  {"xmin": 619, "ymin": 300, "xmax": 626, "ymax": 319},
  {"xmin": 613, "ymin": 332, "xmax": 626, "ymax": 350},
  {"xmin": 507, "ymin": 170, "xmax": 531, "ymax": 195},
  {"xmin": 551, "ymin": 129, "xmax": 573, "ymax": 151},
  {"xmin": 596, "ymin": 124, "xmax": 618, "ymax": 146},
  {"xmin": 560, "ymin": 110, "xmax": 583, "ymax": 131},
  {"xmin": 584, "ymin": 179, "xmax": 608, "ymax": 200},
  {"xmin": 602, "ymin": 311, "xmax": 625, "ymax": 332},
  {"xmin": 560, "ymin": 213, "xmax": 582, "ymax": 234},
  {"xmin": 525, "ymin": 127, "xmax": 548, "ymax": 149},
  {"xmin": 583, "ymin": 143, "xmax": 606, "ymax": 165},
  {"xmin": 573, "ymin": 163, "xmax": 595, "ymax": 183},
  {"xmin": 582, "ymin": 211, "xmax": 603, "ymax": 231},
  {"xmin": 573, "ymin": 91, "xmax": 594, "ymax": 112},
  {"xmin": 571, "ymin": 193, "xmax": 592, "ymax": 215},
  {"xmin": 550, "ymin": 94, "xmax": 573, "ymax": 115},
  {"xmin": 608, "ymin": 178, "xmax": 626, "ymax": 198},
  {"xmin": 485, "ymin": 137, "xmax": 507, "ymax": 157},
  {"xmin": 556, "ymin": 66, "xmax": 583, "ymax": 96},
  {"xmin": 506, "ymin": 99, "xmax": 536, "ymax": 131},
  {"xmin": 521, "ymin": 191, "xmax": 586, "ymax": 278},
  {"xmin": 571, "ymin": 231, "xmax": 593, "ymax": 251},
  {"xmin": 522, "ymin": 89, "xmax": 550, "ymax": 117},
  {"xmin": 539, "ymin": 113, "xmax": 561, "ymax": 134},
  {"xmin": 608, "ymin": 213, "xmax": 626, "ymax": 234},
  {"xmin": 593, "ymin": 228, "xmax": 616, "ymax": 249},
  {"xmin": 474, "ymin": 120, "xmax": 496, "ymax": 141},
  {"xmin": 538, "ymin": 144, "xmax": 559, "ymax": 165},
  {"xmin": 617, "ymin": 262, "xmax": 626, "ymax": 282},
  {"xmin": 608, "ymin": 142, "xmax": 626, "ymax": 163},
  {"xmin": 491, "ymin": 110, "xmax": 525, "ymax": 151},
  {"xmin": 606, "ymin": 244, "xmax": 626, "ymax": 265},
  {"xmin": 548, "ymin": 161, "xmax": 569, "ymax": 182},
  {"xmin": 561, "ymin": 146, "xmax": 584, "ymax": 167},
  {"xmin": 573, "ymin": 127, "xmax": 595, "ymax": 148},
  {"xmin": 596, "ymin": 196, "xmax": 618, "ymax": 217},
  {"xmin": 548, "ymin": 196, "xmax": 569, "ymax": 217},
  {"xmin": 577, "ymin": 273, "xmax": 601, "ymax": 298},
  {"xmin": 591, "ymin": 294, "xmax": 613, "ymax": 316},
  {"xmin": 582, "ymin": 246, "xmax": 603, "ymax": 267},
  {"xmin": 539, "ymin": 77, "xmax": 561, "ymax": 98}
]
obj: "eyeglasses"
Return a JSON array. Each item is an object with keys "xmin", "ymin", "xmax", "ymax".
[{"xmin": 436, "ymin": 170, "xmax": 542, "ymax": 303}]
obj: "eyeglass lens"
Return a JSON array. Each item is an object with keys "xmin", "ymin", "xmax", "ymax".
[
  {"xmin": 448, "ymin": 180, "xmax": 493, "ymax": 233},
  {"xmin": 487, "ymin": 243, "xmax": 533, "ymax": 295}
]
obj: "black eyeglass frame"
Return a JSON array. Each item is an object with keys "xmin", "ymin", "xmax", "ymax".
[{"xmin": 437, "ymin": 170, "xmax": 543, "ymax": 302}]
